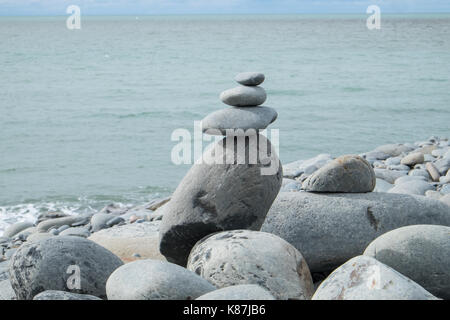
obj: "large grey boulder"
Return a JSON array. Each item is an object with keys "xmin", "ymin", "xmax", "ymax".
[
  {"xmin": 235, "ymin": 72, "xmax": 265, "ymax": 86},
  {"xmin": 159, "ymin": 135, "xmax": 282, "ymax": 266},
  {"xmin": 201, "ymin": 106, "xmax": 277, "ymax": 136},
  {"xmin": 3, "ymin": 222, "xmax": 34, "ymax": 238},
  {"xmin": 89, "ymin": 221, "xmax": 165, "ymax": 263},
  {"xmin": 106, "ymin": 259, "xmax": 215, "ymax": 300},
  {"xmin": 9, "ymin": 236, "xmax": 123, "ymax": 300},
  {"xmin": 196, "ymin": 284, "xmax": 275, "ymax": 300},
  {"xmin": 303, "ymin": 155, "xmax": 375, "ymax": 193},
  {"xmin": 312, "ymin": 256, "xmax": 438, "ymax": 300},
  {"xmin": 261, "ymin": 192, "xmax": 450, "ymax": 272},
  {"xmin": 187, "ymin": 230, "xmax": 314, "ymax": 300},
  {"xmin": 363, "ymin": 225, "xmax": 450, "ymax": 299},
  {"xmin": 33, "ymin": 290, "xmax": 102, "ymax": 300},
  {"xmin": 220, "ymin": 86, "xmax": 267, "ymax": 107}
]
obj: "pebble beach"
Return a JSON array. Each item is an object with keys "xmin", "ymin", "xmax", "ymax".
[{"xmin": 1, "ymin": 73, "xmax": 449, "ymax": 301}]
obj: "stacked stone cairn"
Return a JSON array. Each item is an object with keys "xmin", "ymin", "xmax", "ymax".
[{"xmin": 158, "ymin": 72, "xmax": 283, "ymax": 266}]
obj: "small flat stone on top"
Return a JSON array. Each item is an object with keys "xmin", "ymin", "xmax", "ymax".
[{"xmin": 235, "ymin": 72, "xmax": 265, "ymax": 86}]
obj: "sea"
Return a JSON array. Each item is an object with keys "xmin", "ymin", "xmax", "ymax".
[{"xmin": 1, "ymin": 14, "xmax": 449, "ymax": 232}]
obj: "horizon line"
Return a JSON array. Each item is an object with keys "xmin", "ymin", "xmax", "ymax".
[{"xmin": 2, "ymin": 12, "xmax": 450, "ymax": 17}]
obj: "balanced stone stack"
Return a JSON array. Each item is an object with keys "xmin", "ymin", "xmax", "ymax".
[
  {"xmin": 159, "ymin": 72, "xmax": 282, "ymax": 266},
  {"xmin": 202, "ymin": 72, "xmax": 277, "ymax": 135}
]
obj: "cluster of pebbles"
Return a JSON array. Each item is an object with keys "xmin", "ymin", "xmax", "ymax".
[
  {"xmin": 282, "ymin": 135, "xmax": 450, "ymax": 202},
  {"xmin": 0, "ymin": 75, "xmax": 449, "ymax": 300}
]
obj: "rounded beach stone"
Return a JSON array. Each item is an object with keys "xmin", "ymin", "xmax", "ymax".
[
  {"xmin": 440, "ymin": 194, "xmax": 450, "ymax": 206},
  {"xmin": 26, "ymin": 232, "xmax": 54, "ymax": 243},
  {"xmin": 106, "ymin": 259, "xmax": 215, "ymax": 300},
  {"xmin": 159, "ymin": 134, "xmax": 282, "ymax": 266},
  {"xmin": 373, "ymin": 144, "xmax": 414, "ymax": 157},
  {"xmin": 373, "ymin": 178, "xmax": 393, "ymax": 193},
  {"xmin": 363, "ymin": 225, "xmax": 450, "ymax": 299},
  {"xmin": 9, "ymin": 236, "xmax": 123, "ymax": 300},
  {"xmin": 196, "ymin": 284, "xmax": 275, "ymax": 300},
  {"xmin": 408, "ymin": 169, "xmax": 431, "ymax": 179},
  {"xmin": 401, "ymin": 152, "xmax": 424, "ymax": 166},
  {"xmin": 312, "ymin": 256, "xmax": 438, "ymax": 300},
  {"xmin": 303, "ymin": 155, "xmax": 375, "ymax": 193},
  {"xmin": 90, "ymin": 213, "xmax": 113, "ymax": 232},
  {"xmin": 261, "ymin": 192, "xmax": 450, "ymax": 272},
  {"xmin": 36, "ymin": 214, "xmax": 91, "ymax": 232},
  {"xmin": 426, "ymin": 162, "xmax": 441, "ymax": 182},
  {"xmin": 374, "ymin": 168, "xmax": 407, "ymax": 184},
  {"xmin": 89, "ymin": 221, "xmax": 165, "ymax": 263},
  {"xmin": 187, "ymin": 230, "xmax": 314, "ymax": 300},
  {"xmin": 388, "ymin": 180, "xmax": 434, "ymax": 195},
  {"xmin": 33, "ymin": 290, "xmax": 102, "ymax": 300},
  {"xmin": 234, "ymin": 72, "xmax": 265, "ymax": 86},
  {"xmin": 3, "ymin": 222, "xmax": 34, "ymax": 238},
  {"xmin": 201, "ymin": 106, "xmax": 277, "ymax": 136},
  {"xmin": 59, "ymin": 227, "xmax": 91, "ymax": 238},
  {"xmin": 220, "ymin": 86, "xmax": 267, "ymax": 107}
]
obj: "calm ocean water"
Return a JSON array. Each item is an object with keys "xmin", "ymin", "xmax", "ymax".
[{"xmin": 1, "ymin": 14, "xmax": 449, "ymax": 230}]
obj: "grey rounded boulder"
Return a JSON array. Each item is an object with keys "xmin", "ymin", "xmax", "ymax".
[
  {"xmin": 312, "ymin": 256, "xmax": 438, "ymax": 300},
  {"xmin": 33, "ymin": 290, "xmax": 102, "ymax": 300},
  {"xmin": 196, "ymin": 284, "xmax": 275, "ymax": 300},
  {"xmin": 220, "ymin": 86, "xmax": 266, "ymax": 107},
  {"xmin": 261, "ymin": 192, "xmax": 450, "ymax": 272},
  {"xmin": 159, "ymin": 135, "xmax": 282, "ymax": 266},
  {"xmin": 187, "ymin": 230, "xmax": 314, "ymax": 300},
  {"xmin": 303, "ymin": 155, "xmax": 375, "ymax": 193},
  {"xmin": 201, "ymin": 106, "xmax": 277, "ymax": 136},
  {"xmin": 106, "ymin": 259, "xmax": 215, "ymax": 300},
  {"xmin": 363, "ymin": 224, "xmax": 450, "ymax": 299},
  {"xmin": 9, "ymin": 236, "xmax": 123, "ymax": 300},
  {"xmin": 401, "ymin": 152, "xmax": 424, "ymax": 166}
]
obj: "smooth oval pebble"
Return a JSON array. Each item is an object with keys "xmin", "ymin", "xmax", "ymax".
[
  {"xmin": 234, "ymin": 72, "xmax": 265, "ymax": 86},
  {"xmin": 106, "ymin": 259, "xmax": 215, "ymax": 300},
  {"xmin": 220, "ymin": 86, "xmax": 266, "ymax": 107},
  {"xmin": 201, "ymin": 106, "xmax": 277, "ymax": 136},
  {"xmin": 303, "ymin": 155, "xmax": 375, "ymax": 193}
]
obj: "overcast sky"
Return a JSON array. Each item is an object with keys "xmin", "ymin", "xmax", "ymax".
[{"xmin": 1, "ymin": 0, "xmax": 450, "ymax": 16}]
